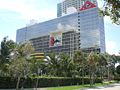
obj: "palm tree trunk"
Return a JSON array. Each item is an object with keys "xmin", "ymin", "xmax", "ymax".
[
  {"xmin": 100, "ymin": 66, "xmax": 103, "ymax": 82},
  {"xmin": 89, "ymin": 67, "xmax": 92, "ymax": 86},
  {"xmin": 36, "ymin": 78, "xmax": 39, "ymax": 90},
  {"xmin": 16, "ymin": 75, "xmax": 21, "ymax": 90},
  {"xmin": 82, "ymin": 67, "xmax": 84, "ymax": 85},
  {"xmin": 90, "ymin": 67, "xmax": 94, "ymax": 86}
]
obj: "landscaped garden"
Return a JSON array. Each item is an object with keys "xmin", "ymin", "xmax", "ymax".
[{"xmin": 0, "ymin": 37, "xmax": 120, "ymax": 90}]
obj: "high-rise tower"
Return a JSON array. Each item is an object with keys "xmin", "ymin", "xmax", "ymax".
[
  {"xmin": 16, "ymin": 0, "xmax": 106, "ymax": 57},
  {"xmin": 57, "ymin": 0, "xmax": 97, "ymax": 17}
]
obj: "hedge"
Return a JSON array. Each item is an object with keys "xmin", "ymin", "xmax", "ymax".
[
  {"xmin": 114, "ymin": 77, "xmax": 120, "ymax": 81},
  {"xmin": 0, "ymin": 77, "xmax": 102, "ymax": 89}
]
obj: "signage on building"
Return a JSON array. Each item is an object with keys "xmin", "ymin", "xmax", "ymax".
[
  {"xmin": 49, "ymin": 31, "xmax": 62, "ymax": 47},
  {"xmin": 31, "ymin": 53, "xmax": 44, "ymax": 59},
  {"xmin": 80, "ymin": 1, "xmax": 96, "ymax": 11}
]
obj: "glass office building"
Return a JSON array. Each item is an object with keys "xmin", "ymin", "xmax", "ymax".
[
  {"xmin": 57, "ymin": 0, "xmax": 97, "ymax": 17},
  {"xmin": 16, "ymin": 1, "xmax": 106, "ymax": 57}
]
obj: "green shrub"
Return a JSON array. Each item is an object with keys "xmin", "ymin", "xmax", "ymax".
[{"xmin": 114, "ymin": 77, "xmax": 120, "ymax": 81}]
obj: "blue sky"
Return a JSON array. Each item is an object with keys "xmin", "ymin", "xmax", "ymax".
[{"xmin": 0, "ymin": 0, "xmax": 120, "ymax": 55}]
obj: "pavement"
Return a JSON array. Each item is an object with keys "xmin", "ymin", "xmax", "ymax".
[{"xmin": 83, "ymin": 83, "xmax": 120, "ymax": 90}]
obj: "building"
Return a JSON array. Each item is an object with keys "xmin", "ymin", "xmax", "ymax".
[
  {"xmin": 57, "ymin": 0, "xmax": 97, "ymax": 17},
  {"xmin": 16, "ymin": 0, "xmax": 106, "ymax": 57}
]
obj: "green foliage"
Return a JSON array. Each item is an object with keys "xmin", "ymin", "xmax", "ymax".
[
  {"xmin": 8, "ymin": 42, "xmax": 35, "ymax": 77},
  {"xmin": 8, "ymin": 42, "xmax": 35, "ymax": 90},
  {"xmin": 45, "ymin": 53, "xmax": 75, "ymax": 77},
  {"xmin": 1, "ymin": 38, "xmax": 120, "ymax": 88},
  {"xmin": 116, "ymin": 65, "xmax": 120, "ymax": 75},
  {"xmin": 0, "ymin": 77, "xmax": 102, "ymax": 88},
  {"xmin": 45, "ymin": 53, "xmax": 61, "ymax": 76},
  {"xmin": 0, "ymin": 37, "xmax": 16, "ymax": 63},
  {"xmin": 59, "ymin": 53, "xmax": 74, "ymax": 77},
  {"xmin": 0, "ymin": 37, "xmax": 16, "ymax": 77},
  {"xmin": 101, "ymin": 0, "xmax": 120, "ymax": 25}
]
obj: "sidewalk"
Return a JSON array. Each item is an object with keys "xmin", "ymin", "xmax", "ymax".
[{"xmin": 83, "ymin": 83, "xmax": 120, "ymax": 90}]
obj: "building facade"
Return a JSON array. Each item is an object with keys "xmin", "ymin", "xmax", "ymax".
[
  {"xmin": 16, "ymin": 1, "xmax": 106, "ymax": 57},
  {"xmin": 30, "ymin": 30, "xmax": 79, "ymax": 57},
  {"xmin": 57, "ymin": 0, "xmax": 97, "ymax": 17}
]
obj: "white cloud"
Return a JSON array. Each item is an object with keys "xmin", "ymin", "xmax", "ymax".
[
  {"xmin": 97, "ymin": 0, "xmax": 104, "ymax": 8},
  {"xmin": 106, "ymin": 41, "xmax": 119, "ymax": 55},
  {"xmin": 104, "ymin": 16, "xmax": 112, "ymax": 23},
  {"xmin": 0, "ymin": 0, "xmax": 56, "ymax": 21}
]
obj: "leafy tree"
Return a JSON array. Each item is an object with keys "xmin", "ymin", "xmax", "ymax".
[
  {"xmin": 45, "ymin": 53, "xmax": 75, "ymax": 77},
  {"xmin": 116, "ymin": 65, "xmax": 120, "ymax": 75},
  {"xmin": 74, "ymin": 51, "xmax": 87, "ymax": 84},
  {"xmin": 0, "ymin": 37, "xmax": 16, "ymax": 76},
  {"xmin": 8, "ymin": 42, "xmax": 34, "ymax": 90},
  {"xmin": 87, "ymin": 52, "xmax": 99, "ymax": 86},
  {"xmin": 102, "ymin": 53, "xmax": 117, "ymax": 81},
  {"xmin": 115, "ymin": 55, "xmax": 120, "ymax": 63},
  {"xmin": 59, "ymin": 53, "xmax": 74, "ymax": 77},
  {"xmin": 98, "ymin": 54, "xmax": 108, "ymax": 80},
  {"xmin": 46, "ymin": 53, "xmax": 61, "ymax": 76},
  {"xmin": 101, "ymin": 0, "xmax": 120, "ymax": 24},
  {"xmin": 0, "ymin": 36, "xmax": 16, "ymax": 63}
]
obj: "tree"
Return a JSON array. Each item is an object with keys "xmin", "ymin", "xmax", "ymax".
[
  {"xmin": 103, "ymin": 53, "xmax": 117, "ymax": 81},
  {"xmin": 101, "ymin": 0, "xmax": 120, "ymax": 25},
  {"xmin": 87, "ymin": 52, "xmax": 99, "ymax": 86},
  {"xmin": 74, "ymin": 51, "xmax": 87, "ymax": 84},
  {"xmin": 0, "ymin": 37, "xmax": 16, "ymax": 76},
  {"xmin": 45, "ymin": 53, "xmax": 61, "ymax": 76},
  {"xmin": 59, "ymin": 53, "xmax": 74, "ymax": 77},
  {"xmin": 8, "ymin": 42, "xmax": 34, "ymax": 90},
  {"xmin": 98, "ymin": 54, "xmax": 108, "ymax": 81},
  {"xmin": 116, "ymin": 65, "xmax": 120, "ymax": 75},
  {"xmin": 0, "ymin": 36, "xmax": 16, "ymax": 63}
]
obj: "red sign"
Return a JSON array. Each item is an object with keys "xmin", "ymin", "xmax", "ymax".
[
  {"xmin": 49, "ymin": 31, "xmax": 62, "ymax": 47},
  {"xmin": 80, "ymin": 1, "xmax": 96, "ymax": 11},
  {"xmin": 50, "ymin": 36, "xmax": 55, "ymax": 46}
]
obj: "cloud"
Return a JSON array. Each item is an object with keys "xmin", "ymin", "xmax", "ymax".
[
  {"xmin": 104, "ymin": 16, "xmax": 112, "ymax": 23},
  {"xmin": 0, "ymin": 0, "xmax": 56, "ymax": 21},
  {"xmin": 106, "ymin": 41, "xmax": 119, "ymax": 55}
]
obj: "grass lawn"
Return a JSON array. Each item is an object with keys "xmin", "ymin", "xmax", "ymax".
[
  {"xmin": 47, "ymin": 83, "xmax": 107, "ymax": 90},
  {"xmin": 47, "ymin": 81, "xmax": 118, "ymax": 90}
]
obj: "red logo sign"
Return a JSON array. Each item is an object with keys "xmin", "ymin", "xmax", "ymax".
[
  {"xmin": 50, "ymin": 36, "xmax": 55, "ymax": 46},
  {"xmin": 80, "ymin": 1, "xmax": 96, "ymax": 11}
]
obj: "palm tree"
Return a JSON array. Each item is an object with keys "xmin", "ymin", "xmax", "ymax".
[
  {"xmin": 59, "ymin": 53, "xmax": 74, "ymax": 77},
  {"xmin": 103, "ymin": 53, "xmax": 116, "ymax": 81},
  {"xmin": 73, "ymin": 51, "xmax": 87, "ymax": 85},
  {"xmin": 8, "ymin": 42, "xmax": 34, "ymax": 90},
  {"xmin": 45, "ymin": 53, "xmax": 61, "ymax": 76},
  {"xmin": 87, "ymin": 52, "xmax": 99, "ymax": 86},
  {"xmin": 98, "ymin": 54, "xmax": 108, "ymax": 81}
]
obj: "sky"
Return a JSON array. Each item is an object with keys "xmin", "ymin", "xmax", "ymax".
[{"xmin": 0, "ymin": 0, "xmax": 120, "ymax": 55}]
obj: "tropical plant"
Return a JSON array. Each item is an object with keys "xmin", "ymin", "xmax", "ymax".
[
  {"xmin": 87, "ymin": 52, "xmax": 99, "ymax": 86},
  {"xmin": 45, "ymin": 53, "xmax": 61, "ymax": 76},
  {"xmin": 0, "ymin": 36, "xmax": 16, "ymax": 63},
  {"xmin": 73, "ymin": 51, "xmax": 87, "ymax": 84},
  {"xmin": 116, "ymin": 65, "xmax": 120, "ymax": 75},
  {"xmin": 8, "ymin": 42, "xmax": 34, "ymax": 90},
  {"xmin": 0, "ymin": 37, "xmax": 16, "ymax": 76},
  {"xmin": 100, "ymin": 53, "xmax": 117, "ymax": 81},
  {"xmin": 97, "ymin": 54, "xmax": 108, "ymax": 80},
  {"xmin": 59, "ymin": 53, "xmax": 74, "ymax": 77}
]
